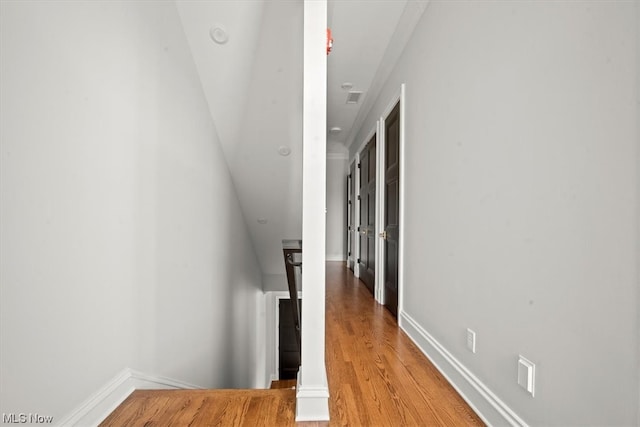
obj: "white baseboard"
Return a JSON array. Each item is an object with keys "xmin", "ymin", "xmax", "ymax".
[
  {"xmin": 325, "ymin": 255, "xmax": 346, "ymax": 262},
  {"xmin": 56, "ymin": 369, "xmax": 134, "ymax": 427},
  {"xmin": 295, "ymin": 371, "xmax": 330, "ymax": 422},
  {"xmin": 56, "ymin": 368, "xmax": 202, "ymax": 427},
  {"xmin": 399, "ymin": 311, "xmax": 529, "ymax": 427},
  {"xmin": 128, "ymin": 369, "xmax": 203, "ymax": 390}
]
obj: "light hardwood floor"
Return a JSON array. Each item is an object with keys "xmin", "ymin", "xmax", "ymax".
[
  {"xmin": 324, "ymin": 262, "xmax": 483, "ymax": 426},
  {"xmin": 100, "ymin": 262, "xmax": 484, "ymax": 426}
]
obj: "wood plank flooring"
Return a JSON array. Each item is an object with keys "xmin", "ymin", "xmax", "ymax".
[
  {"xmin": 271, "ymin": 379, "xmax": 297, "ymax": 389},
  {"xmin": 324, "ymin": 262, "xmax": 483, "ymax": 426},
  {"xmin": 100, "ymin": 262, "xmax": 484, "ymax": 426},
  {"xmin": 101, "ymin": 389, "xmax": 297, "ymax": 426}
]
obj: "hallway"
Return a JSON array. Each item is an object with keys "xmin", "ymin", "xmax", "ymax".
[
  {"xmin": 324, "ymin": 262, "xmax": 483, "ymax": 425},
  {"xmin": 101, "ymin": 262, "xmax": 483, "ymax": 426}
]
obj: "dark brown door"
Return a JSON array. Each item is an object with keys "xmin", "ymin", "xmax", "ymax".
[
  {"xmin": 279, "ymin": 298, "xmax": 302, "ymax": 379},
  {"xmin": 383, "ymin": 103, "xmax": 400, "ymax": 317},
  {"xmin": 347, "ymin": 161, "xmax": 356, "ymax": 271},
  {"xmin": 359, "ymin": 137, "xmax": 376, "ymax": 294}
]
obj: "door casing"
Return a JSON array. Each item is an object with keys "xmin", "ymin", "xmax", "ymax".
[
  {"xmin": 347, "ymin": 162, "xmax": 356, "ymax": 271},
  {"xmin": 353, "ymin": 84, "xmax": 406, "ymax": 313}
]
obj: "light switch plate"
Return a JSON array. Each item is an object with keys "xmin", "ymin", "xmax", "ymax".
[
  {"xmin": 466, "ymin": 328, "xmax": 476, "ymax": 353},
  {"xmin": 517, "ymin": 355, "xmax": 536, "ymax": 397}
]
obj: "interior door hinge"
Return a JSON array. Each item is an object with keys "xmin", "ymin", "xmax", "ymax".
[{"xmin": 357, "ymin": 163, "xmax": 361, "ymax": 169}]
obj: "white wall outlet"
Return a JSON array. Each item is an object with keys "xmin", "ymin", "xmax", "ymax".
[
  {"xmin": 517, "ymin": 355, "xmax": 536, "ymax": 397},
  {"xmin": 466, "ymin": 328, "xmax": 476, "ymax": 353}
]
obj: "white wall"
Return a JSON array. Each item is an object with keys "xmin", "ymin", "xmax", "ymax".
[
  {"xmin": 0, "ymin": 0, "xmax": 263, "ymax": 421},
  {"xmin": 326, "ymin": 157, "xmax": 347, "ymax": 261},
  {"xmin": 352, "ymin": 1, "xmax": 639, "ymax": 425}
]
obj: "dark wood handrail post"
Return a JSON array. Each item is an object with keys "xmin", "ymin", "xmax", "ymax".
[{"xmin": 282, "ymin": 239, "xmax": 302, "ymax": 356}]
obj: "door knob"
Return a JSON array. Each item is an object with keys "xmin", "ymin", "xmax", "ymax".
[{"xmin": 379, "ymin": 230, "xmax": 387, "ymax": 240}]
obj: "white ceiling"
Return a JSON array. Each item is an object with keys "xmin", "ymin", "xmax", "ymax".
[
  {"xmin": 176, "ymin": 0, "xmax": 426, "ymax": 277},
  {"xmin": 327, "ymin": 0, "xmax": 406, "ymax": 147}
]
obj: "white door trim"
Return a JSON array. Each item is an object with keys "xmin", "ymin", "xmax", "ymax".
[
  {"xmin": 353, "ymin": 151, "xmax": 361, "ymax": 278},
  {"xmin": 398, "ymin": 83, "xmax": 406, "ymax": 316},
  {"xmin": 376, "ymin": 117, "xmax": 386, "ymax": 304},
  {"xmin": 376, "ymin": 84, "xmax": 406, "ymax": 312}
]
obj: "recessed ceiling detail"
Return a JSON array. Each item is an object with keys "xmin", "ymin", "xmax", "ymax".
[
  {"xmin": 345, "ymin": 91, "xmax": 362, "ymax": 104},
  {"xmin": 209, "ymin": 25, "xmax": 229, "ymax": 44},
  {"xmin": 278, "ymin": 145, "xmax": 292, "ymax": 156}
]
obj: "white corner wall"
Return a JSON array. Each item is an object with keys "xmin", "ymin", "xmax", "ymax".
[
  {"xmin": 326, "ymin": 157, "xmax": 347, "ymax": 261},
  {"xmin": 0, "ymin": 1, "xmax": 263, "ymax": 422},
  {"xmin": 352, "ymin": 1, "xmax": 639, "ymax": 425}
]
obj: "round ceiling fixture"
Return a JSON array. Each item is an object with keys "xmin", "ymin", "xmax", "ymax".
[
  {"xmin": 209, "ymin": 26, "xmax": 228, "ymax": 45},
  {"xmin": 330, "ymin": 127, "xmax": 342, "ymax": 134},
  {"xmin": 341, "ymin": 82, "xmax": 353, "ymax": 90},
  {"xmin": 278, "ymin": 146, "xmax": 292, "ymax": 156},
  {"xmin": 257, "ymin": 218, "xmax": 268, "ymax": 225}
]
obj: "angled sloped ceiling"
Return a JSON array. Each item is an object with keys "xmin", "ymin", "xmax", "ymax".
[
  {"xmin": 177, "ymin": 0, "xmax": 425, "ymax": 285},
  {"xmin": 178, "ymin": 1, "xmax": 303, "ymax": 279}
]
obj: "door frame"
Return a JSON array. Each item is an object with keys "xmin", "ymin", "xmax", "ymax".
[
  {"xmin": 346, "ymin": 164, "xmax": 355, "ymax": 270},
  {"xmin": 376, "ymin": 85, "xmax": 406, "ymax": 310},
  {"xmin": 353, "ymin": 125, "xmax": 378, "ymax": 280},
  {"xmin": 352, "ymin": 84, "xmax": 405, "ymax": 310}
]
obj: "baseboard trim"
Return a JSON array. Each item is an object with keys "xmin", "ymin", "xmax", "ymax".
[
  {"xmin": 399, "ymin": 311, "xmax": 528, "ymax": 427},
  {"xmin": 56, "ymin": 369, "xmax": 134, "ymax": 427},
  {"xmin": 295, "ymin": 370, "xmax": 330, "ymax": 421},
  {"xmin": 128, "ymin": 369, "xmax": 203, "ymax": 390},
  {"xmin": 57, "ymin": 368, "xmax": 202, "ymax": 427}
]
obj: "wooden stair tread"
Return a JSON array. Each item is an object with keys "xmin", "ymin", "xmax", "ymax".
[
  {"xmin": 270, "ymin": 379, "xmax": 297, "ymax": 389},
  {"xmin": 100, "ymin": 388, "xmax": 297, "ymax": 426},
  {"xmin": 128, "ymin": 388, "xmax": 292, "ymax": 397}
]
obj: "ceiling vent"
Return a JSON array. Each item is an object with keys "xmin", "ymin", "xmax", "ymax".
[{"xmin": 346, "ymin": 91, "xmax": 363, "ymax": 104}]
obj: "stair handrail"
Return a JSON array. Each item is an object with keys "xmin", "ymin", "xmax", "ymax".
[{"xmin": 282, "ymin": 240, "xmax": 302, "ymax": 357}]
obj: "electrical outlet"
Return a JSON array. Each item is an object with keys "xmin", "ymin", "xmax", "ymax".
[{"xmin": 466, "ymin": 328, "xmax": 476, "ymax": 353}]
